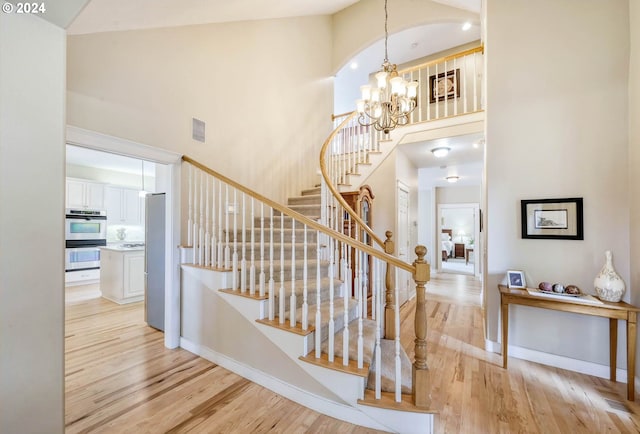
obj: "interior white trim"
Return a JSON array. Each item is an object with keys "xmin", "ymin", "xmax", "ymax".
[
  {"xmin": 66, "ymin": 125, "xmax": 182, "ymax": 349},
  {"xmin": 486, "ymin": 339, "xmax": 629, "ymax": 382}
]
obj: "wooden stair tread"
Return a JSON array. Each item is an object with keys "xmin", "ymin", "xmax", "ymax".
[
  {"xmin": 256, "ymin": 316, "xmax": 315, "ymax": 336},
  {"xmin": 219, "ymin": 288, "xmax": 268, "ymax": 300},
  {"xmin": 358, "ymin": 389, "xmax": 436, "ymax": 414},
  {"xmin": 183, "ymin": 263, "xmax": 232, "ymax": 272},
  {"xmin": 299, "ymin": 351, "xmax": 370, "ymax": 377}
]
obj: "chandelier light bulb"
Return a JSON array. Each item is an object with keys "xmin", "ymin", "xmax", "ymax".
[{"xmin": 360, "ymin": 85, "xmax": 372, "ymax": 101}]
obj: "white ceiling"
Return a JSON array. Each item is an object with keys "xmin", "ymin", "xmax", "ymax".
[{"xmin": 67, "ymin": 145, "xmax": 156, "ymax": 176}]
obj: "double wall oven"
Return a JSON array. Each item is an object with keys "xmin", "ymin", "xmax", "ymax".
[{"xmin": 65, "ymin": 209, "xmax": 107, "ymax": 272}]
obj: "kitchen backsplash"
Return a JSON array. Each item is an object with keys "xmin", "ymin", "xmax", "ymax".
[{"xmin": 106, "ymin": 224, "xmax": 144, "ymax": 243}]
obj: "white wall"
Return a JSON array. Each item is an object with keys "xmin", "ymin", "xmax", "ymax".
[
  {"xmin": 67, "ymin": 16, "xmax": 334, "ymax": 203},
  {"xmin": 629, "ymin": 0, "xmax": 640, "ymax": 375},
  {"xmin": 486, "ymin": 0, "xmax": 630, "ymax": 367},
  {"xmin": 436, "ymin": 185, "xmax": 480, "ymax": 204},
  {"xmin": 0, "ymin": 13, "xmax": 66, "ymax": 433}
]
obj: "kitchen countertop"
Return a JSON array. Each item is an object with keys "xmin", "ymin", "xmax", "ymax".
[{"xmin": 101, "ymin": 243, "xmax": 145, "ymax": 252}]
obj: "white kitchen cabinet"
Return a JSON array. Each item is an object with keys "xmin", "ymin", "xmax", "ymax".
[
  {"xmin": 100, "ymin": 247, "xmax": 145, "ymax": 304},
  {"xmin": 105, "ymin": 186, "xmax": 143, "ymax": 225},
  {"xmin": 66, "ymin": 178, "xmax": 105, "ymax": 210}
]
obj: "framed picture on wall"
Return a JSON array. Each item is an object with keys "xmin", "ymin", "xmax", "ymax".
[
  {"xmin": 521, "ymin": 197, "xmax": 584, "ymax": 240},
  {"xmin": 429, "ymin": 68, "xmax": 460, "ymax": 103}
]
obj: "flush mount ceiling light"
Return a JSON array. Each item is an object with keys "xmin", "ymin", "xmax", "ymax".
[
  {"xmin": 431, "ymin": 147, "xmax": 451, "ymax": 158},
  {"xmin": 446, "ymin": 176, "xmax": 460, "ymax": 183},
  {"xmin": 355, "ymin": 0, "xmax": 418, "ymax": 135}
]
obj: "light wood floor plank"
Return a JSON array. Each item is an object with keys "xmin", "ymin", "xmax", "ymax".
[{"xmin": 66, "ymin": 274, "xmax": 640, "ymax": 433}]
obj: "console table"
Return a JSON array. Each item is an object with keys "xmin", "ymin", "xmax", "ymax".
[{"xmin": 498, "ymin": 284, "xmax": 640, "ymax": 401}]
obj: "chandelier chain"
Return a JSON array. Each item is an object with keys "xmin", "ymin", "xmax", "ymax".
[{"xmin": 383, "ymin": 0, "xmax": 389, "ymax": 63}]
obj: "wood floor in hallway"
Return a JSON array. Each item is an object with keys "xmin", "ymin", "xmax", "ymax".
[{"xmin": 65, "ymin": 273, "xmax": 640, "ymax": 433}]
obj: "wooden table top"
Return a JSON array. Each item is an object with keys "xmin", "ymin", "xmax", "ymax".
[{"xmin": 498, "ymin": 284, "xmax": 640, "ymax": 313}]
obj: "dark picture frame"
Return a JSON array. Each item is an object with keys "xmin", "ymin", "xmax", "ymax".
[
  {"xmin": 521, "ymin": 197, "xmax": 584, "ymax": 240},
  {"xmin": 429, "ymin": 68, "xmax": 460, "ymax": 103}
]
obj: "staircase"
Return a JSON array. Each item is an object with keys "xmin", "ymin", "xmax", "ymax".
[{"xmin": 179, "ymin": 159, "xmax": 433, "ymax": 433}]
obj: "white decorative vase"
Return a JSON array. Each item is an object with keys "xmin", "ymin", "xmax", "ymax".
[{"xmin": 594, "ymin": 250, "xmax": 626, "ymax": 302}]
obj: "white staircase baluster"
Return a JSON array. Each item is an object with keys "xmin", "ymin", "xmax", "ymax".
[
  {"xmin": 217, "ymin": 182, "xmax": 223, "ymax": 268},
  {"xmin": 224, "ymin": 185, "xmax": 230, "ymax": 269},
  {"xmin": 289, "ymin": 219, "xmax": 297, "ymax": 327},
  {"xmin": 328, "ymin": 237, "xmax": 335, "ymax": 362},
  {"xmin": 357, "ymin": 253, "xmax": 364, "ymax": 369},
  {"xmin": 232, "ymin": 189, "xmax": 238, "ymax": 289},
  {"xmin": 187, "ymin": 164, "xmax": 193, "ymax": 247},
  {"xmin": 444, "ymin": 60, "xmax": 449, "ymax": 118},
  {"xmin": 342, "ymin": 246, "xmax": 350, "ymax": 367},
  {"xmin": 204, "ymin": 173, "xmax": 210, "ymax": 267},
  {"xmin": 198, "ymin": 170, "xmax": 204, "ymax": 266},
  {"xmin": 279, "ymin": 210, "xmax": 285, "ymax": 324},
  {"xmin": 259, "ymin": 202, "xmax": 265, "ymax": 297},
  {"xmin": 250, "ymin": 198, "xmax": 256, "ymax": 296},
  {"xmin": 374, "ymin": 259, "xmax": 382, "ymax": 399},
  {"xmin": 211, "ymin": 177, "xmax": 217, "ymax": 267},
  {"xmin": 268, "ymin": 207, "xmax": 275, "ymax": 321},
  {"xmin": 453, "ymin": 57, "xmax": 458, "ymax": 116},
  {"xmin": 192, "ymin": 169, "xmax": 198, "ymax": 265},
  {"xmin": 474, "ymin": 52, "xmax": 479, "ymax": 111},
  {"xmin": 435, "ymin": 63, "xmax": 439, "ymax": 120},
  {"xmin": 362, "ymin": 251, "xmax": 369, "ymax": 319},
  {"xmin": 240, "ymin": 192, "xmax": 246, "ymax": 293},
  {"xmin": 302, "ymin": 225, "xmax": 308, "ymax": 330},
  {"xmin": 315, "ymin": 230, "xmax": 322, "ymax": 358},
  {"xmin": 395, "ymin": 268, "xmax": 401, "ymax": 402}
]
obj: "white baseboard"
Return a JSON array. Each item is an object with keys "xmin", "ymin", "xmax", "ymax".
[
  {"xmin": 179, "ymin": 337, "xmax": 390, "ymax": 432},
  {"xmin": 485, "ymin": 339, "xmax": 630, "ymax": 383}
]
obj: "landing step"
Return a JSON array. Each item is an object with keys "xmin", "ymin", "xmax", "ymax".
[
  {"xmin": 299, "ymin": 351, "xmax": 369, "ymax": 378},
  {"xmin": 256, "ymin": 316, "xmax": 315, "ymax": 336},
  {"xmin": 358, "ymin": 389, "xmax": 437, "ymax": 414},
  {"xmin": 219, "ymin": 288, "xmax": 268, "ymax": 300}
]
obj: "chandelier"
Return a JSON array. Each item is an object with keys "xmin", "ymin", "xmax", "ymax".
[{"xmin": 356, "ymin": 0, "xmax": 418, "ymax": 135}]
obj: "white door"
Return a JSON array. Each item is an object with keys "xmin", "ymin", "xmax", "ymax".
[{"xmin": 396, "ymin": 182, "xmax": 411, "ymax": 305}]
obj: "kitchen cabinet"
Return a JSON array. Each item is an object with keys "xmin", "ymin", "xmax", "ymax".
[
  {"xmin": 100, "ymin": 246, "xmax": 145, "ymax": 304},
  {"xmin": 66, "ymin": 178, "xmax": 105, "ymax": 210},
  {"xmin": 106, "ymin": 186, "xmax": 144, "ymax": 225}
]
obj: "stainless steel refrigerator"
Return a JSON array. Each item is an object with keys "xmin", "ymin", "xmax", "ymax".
[{"xmin": 145, "ymin": 193, "xmax": 165, "ymax": 331}]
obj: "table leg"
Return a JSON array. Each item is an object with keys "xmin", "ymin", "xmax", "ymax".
[
  {"xmin": 502, "ymin": 297, "xmax": 508, "ymax": 368},
  {"xmin": 609, "ymin": 318, "xmax": 617, "ymax": 382},
  {"xmin": 627, "ymin": 312, "xmax": 637, "ymax": 401}
]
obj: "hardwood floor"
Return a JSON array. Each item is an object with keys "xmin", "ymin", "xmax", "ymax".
[{"xmin": 65, "ymin": 275, "xmax": 640, "ymax": 433}]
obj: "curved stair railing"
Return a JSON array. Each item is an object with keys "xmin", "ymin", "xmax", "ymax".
[{"xmin": 181, "ymin": 155, "xmax": 430, "ymax": 409}]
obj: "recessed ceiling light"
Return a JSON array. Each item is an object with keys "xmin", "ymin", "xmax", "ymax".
[
  {"xmin": 350, "ymin": 61, "xmax": 358, "ymax": 70},
  {"xmin": 431, "ymin": 147, "xmax": 450, "ymax": 158},
  {"xmin": 462, "ymin": 22, "xmax": 472, "ymax": 31},
  {"xmin": 446, "ymin": 176, "xmax": 460, "ymax": 183}
]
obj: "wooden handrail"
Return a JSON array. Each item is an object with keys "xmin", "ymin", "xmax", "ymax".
[
  {"xmin": 319, "ymin": 113, "xmax": 387, "ymax": 250},
  {"xmin": 398, "ymin": 44, "xmax": 484, "ymax": 76},
  {"xmin": 182, "ymin": 155, "xmax": 415, "ymax": 274}
]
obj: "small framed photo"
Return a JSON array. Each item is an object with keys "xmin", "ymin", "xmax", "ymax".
[
  {"xmin": 521, "ymin": 197, "xmax": 584, "ymax": 240},
  {"xmin": 507, "ymin": 270, "xmax": 526, "ymax": 288},
  {"xmin": 429, "ymin": 68, "xmax": 460, "ymax": 103}
]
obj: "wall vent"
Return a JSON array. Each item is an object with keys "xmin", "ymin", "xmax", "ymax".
[{"xmin": 192, "ymin": 118, "xmax": 205, "ymax": 143}]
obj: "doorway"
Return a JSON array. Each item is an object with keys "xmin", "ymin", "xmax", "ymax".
[
  {"xmin": 66, "ymin": 126, "xmax": 181, "ymax": 348},
  {"xmin": 438, "ymin": 203, "xmax": 479, "ymax": 276}
]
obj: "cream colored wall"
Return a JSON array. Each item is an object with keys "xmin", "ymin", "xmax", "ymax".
[
  {"xmin": 331, "ymin": 0, "xmax": 478, "ymax": 73},
  {"xmin": 67, "ymin": 16, "xmax": 334, "ymax": 203},
  {"xmin": 629, "ymin": 0, "xmax": 640, "ymax": 374},
  {"xmin": 0, "ymin": 13, "xmax": 66, "ymax": 434},
  {"xmin": 486, "ymin": 0, "xmax": 630, "ymax": 366},
  {"xmin": 436, "ymin": 185, "xmax": 480, "ymax": 204}
]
